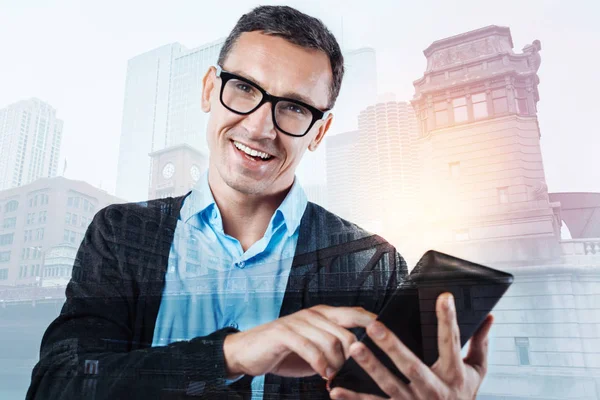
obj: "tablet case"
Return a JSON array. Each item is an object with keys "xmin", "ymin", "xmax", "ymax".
[{"xmin": 328, "ymin": 250, "xmax": 514, "ymax": 397}]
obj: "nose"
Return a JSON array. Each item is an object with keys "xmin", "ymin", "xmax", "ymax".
[{"xmin": 240, "ymin": 102, "xmax": 277, "ymax": 140}]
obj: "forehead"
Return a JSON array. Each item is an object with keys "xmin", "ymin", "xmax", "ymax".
[{"xmin": 223, "ymin": 31, "xmax": 333, "ymax": 109}]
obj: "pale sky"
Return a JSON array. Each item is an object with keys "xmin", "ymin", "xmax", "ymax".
[{"xmin": 0, "ymin": 0, "xmax": 598, "ymax": 195}]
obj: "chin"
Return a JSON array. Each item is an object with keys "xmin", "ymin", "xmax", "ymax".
[{"xmin": 224, "ymin": 175, "xmax": 271, "ymax": 195}]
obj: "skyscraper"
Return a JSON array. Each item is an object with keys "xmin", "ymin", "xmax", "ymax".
[
  {"xmin": 354, "ymin": 99, "xmax": 420, "ymax": 242},
  {"xmin": 296, "ymin": 47, "xmax": 378, "ymax": 203},
  {"xmin": 167, "ymin": 38, "xmax": 225, "ymax": 152},
  {"xmin": 329, "ymin": 47, "xmax": 378, "ymax": 135},
  {"xmin": 116, "ymin": 43, "xmax": 186, "ymax": 202},
  {"xmin": 0, "ymin": 98, "xmax": 63, "ymax": 191},
  {"xmin": 326, "ymin": 130, "xmax": 359, "ymax": 221}
]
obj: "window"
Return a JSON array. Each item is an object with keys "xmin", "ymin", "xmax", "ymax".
[
  {"xmin": 70, "ymin": 231, "xmax": 76, "ymax": 243},
  {"xmin": 83, "ymin": 199, "xmax": 89, "ymax": 212},
  {"xmin": 73, "ymin": 197, "xmax": 80, "ymax": 208},
  {"xmin": 0, "ymin": 269, "xmax": 7, "ymax": 280},
  {"xmin": 515, "ymin": 88, "xmax": 529, "ymax": 115},
  {"xmin": 81, "ymin": 216, "xmax": 88, "ymax": 228},
  {"xmin": 63, "ymin": 229, "xmax": 70, "ymax": 242},
  {"xmin": 498, "ymin": 187, "xmax": 509, "ymax": 204},
  {"xmin": 434, "ymin": 102, "xmax": 448, "ymax": 127},
  {"xmin": 0, "ymin": 233, "xmax": 14, "ymax": 246},
  {"xmin": 492, "ymin": 88, "xmax": 508, "ymax": 114},
  {"xmin": 515, "ymin": 337, "xmax": 530, "ymax": 365},
  {"xmin": 449, "ymin": 162, "xmax": 460, "ymax": 178},
  {"xmin": 65, "ymin": 212, "xmax": 71, "ymax": 224},
  {"xmin": 3, "ymin": 217, "xmax": 16, "ymax": 229},
  {"xmin": 472, "ymin": 92, "xmax": 488, "ymax": 119},
  {"xmin": 67, "ymin": 197, "xmax": 73, "ymax": 207},
  {"xmin": 453, "ymin": 97, "xmax": 468, "ymax": 123},
  {"xmin": 38, "ymin": 211, "xmax": 47, "ymax": 223},
  {"xmin": 5, "ymin": 200, "xmax": 18, "ymax": 212},
  {"xmin": 72, "ymin": 214, "xmax": 78, "ymax": 226},
  {"xmin": 36, "ymin": 228, "xmax": 44, "ymax": 240},
  {"xmin": 0, "ymin": 251, "xmax": 10, "ymax": 263}
]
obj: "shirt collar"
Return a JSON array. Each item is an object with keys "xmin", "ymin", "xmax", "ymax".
[{"xmin": 181, "ymin": 171, "xmax": 307, "ymax": 235}]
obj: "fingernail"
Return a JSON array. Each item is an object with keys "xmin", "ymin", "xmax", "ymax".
[
  {"xmin": 353, "ymin": 346, "xmax": 365, "ymax": 361},
  {"xmin": 446, "ymin": 294, "xmax": 455, "ymax": 312},
  {"xmin": 325, "ymin": 367, "xmax": 335, "ymax": 380},
  {"xmin": 370, "ymin": 322, "xmax": 386, "ymax": 339}
]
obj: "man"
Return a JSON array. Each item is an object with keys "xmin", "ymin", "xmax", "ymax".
[{"xmin": 27, "ymin": 5, "xmax": 493, "ymax": 400}]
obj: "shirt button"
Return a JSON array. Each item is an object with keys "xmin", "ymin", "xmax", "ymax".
[
  {"xmin": 237, "ymin": 261, "xmax": 245, "ymax": 269},
  {"xmin": 228, "ymin": 322, "xmax": 238, "ymax": 329}
]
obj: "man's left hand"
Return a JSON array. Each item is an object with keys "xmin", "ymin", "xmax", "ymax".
[{"xmin": 329, "ymin": 293, "xmax": 493, "ymax": 400}]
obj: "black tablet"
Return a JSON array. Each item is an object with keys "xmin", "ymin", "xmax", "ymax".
[{"xmin": 329, "ymin": 250, "xmax": 514, "ymax": 397}]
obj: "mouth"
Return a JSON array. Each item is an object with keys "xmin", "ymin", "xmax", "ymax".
[{"xmin": 231, "ymin": 140, "xmax": 275, "ymax": 162}]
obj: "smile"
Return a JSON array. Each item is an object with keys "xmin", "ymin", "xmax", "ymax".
[{"xmin": 232, "ymin": 140, "xmax": 274, "ymax": 161}]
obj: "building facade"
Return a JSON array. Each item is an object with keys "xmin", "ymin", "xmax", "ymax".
[
  {"xmin": 0, "ymin": 99, "xmax": 63, "ymax": 191},
  {"xmin": 0, "ymin": 176, "xmax": 122, "ymax": 287},
  {"xmin": 410, "ymin": 26, "xmax": 600, "ymax": 400},
  {"xmin": 411, "ymin": 25, "xmax": 560, "ymax": 264}
]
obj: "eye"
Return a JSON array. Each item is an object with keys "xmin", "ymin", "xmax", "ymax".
[
  {"xmin": 284, "ymin": 103, "xmax": 307, "ymax": 115},
  {"xmin": 235, "ymin": 83, "xmax": 254, "ymax": 94}
]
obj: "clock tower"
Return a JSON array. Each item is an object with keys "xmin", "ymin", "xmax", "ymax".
[{"xmin": 148, "ymin": 143, "xmax": 208, "ymax": 199}]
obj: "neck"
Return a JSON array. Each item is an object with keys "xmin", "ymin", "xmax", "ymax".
[{"xmin": 208, "ymin": 169, "xmax": 291, "ymax": 251}]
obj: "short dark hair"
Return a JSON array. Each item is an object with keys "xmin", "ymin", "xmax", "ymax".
[{"xmin": 217, "ymin": 5, "xmax": 344, "ymax": 109}]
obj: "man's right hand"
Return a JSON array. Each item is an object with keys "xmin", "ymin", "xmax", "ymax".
[{"xmin": 223, "ymin": 305, "xmax": 376, "ymax": 380}]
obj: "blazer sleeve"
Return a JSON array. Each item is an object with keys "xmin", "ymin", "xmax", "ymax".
[{"xmin": 26, "ymin": 204, "xmax": 239, "ymax": 400}]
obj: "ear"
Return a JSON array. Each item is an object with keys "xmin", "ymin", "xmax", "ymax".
[
  {"xmin": 201, "ymin": 66, "xmax": 216, "ymax": 113},
  {"xmin": 308, "ymin": 112, "xmax": 334, "ymax": 152}
]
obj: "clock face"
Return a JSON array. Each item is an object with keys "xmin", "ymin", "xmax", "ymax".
[
  {"xmin": 162, "ymin": 162, "xmax": 175, "ymax": 179},
  {"xmin": 190, "ymin": 165, "xmax": 201, "ymax": 182}
]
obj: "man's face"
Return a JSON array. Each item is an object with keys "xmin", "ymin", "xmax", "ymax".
[{"xmin": 201, "ymin": 31, "xmax": 334, "ymax": 196}]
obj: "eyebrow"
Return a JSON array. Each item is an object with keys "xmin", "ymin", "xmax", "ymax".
[{"xmin": 227, "ymin": 68, "xmax": 323, "ymax": 109}]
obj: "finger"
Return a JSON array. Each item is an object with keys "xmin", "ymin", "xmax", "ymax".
[
  {"xmin": 286, "ymin": 318, "xmax": 347, "ymax": 376},
  {"xmin": 312, "ymin": 305, "xmax": 377, "ymax": 328},
  {"xmin": 277, "ymin": 325, "xmax": 331, "ymax": 379},
  {"xmin": 435, "ymin": 292, "xmax": 465, "ymax": 381},
  {"xmin": 330, "ymin": 386, "xmax": 389, "ymax": 400},
  {"xmin": 366, "ymin": 321, "xmax": 449, "ymax": 400},
  {"xmin": 302, "ymin": 308, "xmax": 359, "ymax": 359},
  {"xmin": 349, "ymin": 342, "xmax": 414, "ymax": 399},
  {"xmin": 464, "ymin": 314, "xmax": 494, "ymax": 377}
]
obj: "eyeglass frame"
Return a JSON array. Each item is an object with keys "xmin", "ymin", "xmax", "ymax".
[{"xmin": 214, "ymin": 65, "xmax": 331, "ymax": 137}]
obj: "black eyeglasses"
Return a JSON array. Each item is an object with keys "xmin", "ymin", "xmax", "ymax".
[{"xmin": 215, "ymin": 65, "xmax": 331, "ymax": 137}]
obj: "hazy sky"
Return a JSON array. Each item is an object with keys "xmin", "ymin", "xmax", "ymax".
[{"xmin": 1, "ymin": 0, "xmax": 598, "ymax": 195}]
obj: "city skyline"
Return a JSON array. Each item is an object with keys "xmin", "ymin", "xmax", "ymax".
[
  {"xmin": 0, "ymin": 11, "xmax": 598, "ymax": 398},
  {"xmin": 1, "ymin": 0, "xmax": 598, "ymax": 196}
]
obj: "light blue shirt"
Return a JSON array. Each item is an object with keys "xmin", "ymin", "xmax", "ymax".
[{"xmin": 152, "ymin": 171, "xmax": 308, "ymax": 399}]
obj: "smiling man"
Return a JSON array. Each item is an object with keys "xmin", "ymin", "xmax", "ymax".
[{"xmin": 27, "ymin": 5, "xmax": 492, "ymax": 400}]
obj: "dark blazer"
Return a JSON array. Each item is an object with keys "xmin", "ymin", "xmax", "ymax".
[{"xmin": 26, "ymin": 194, "xmax": 408, "ymax": 399}]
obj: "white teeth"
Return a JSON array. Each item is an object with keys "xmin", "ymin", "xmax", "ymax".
[{"xmin": 233, "ymin": 141, "xmax": 272, "ymax": 160}]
